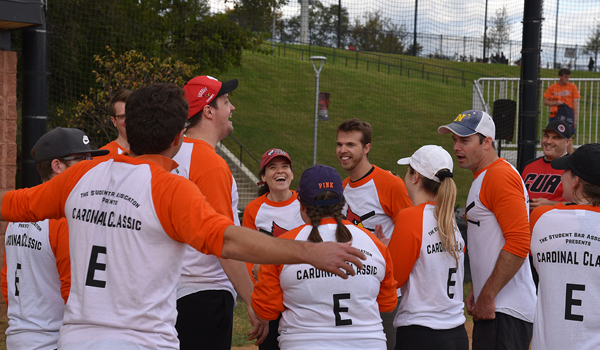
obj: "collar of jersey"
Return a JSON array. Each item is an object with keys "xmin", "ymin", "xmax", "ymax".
[
  {"xmin": 347, "ymin": 165, "xmax": 379, "ymax": 188},
  {"xmin": 136, "ymin": 154, "xmax": 179, "ymax": 172}
]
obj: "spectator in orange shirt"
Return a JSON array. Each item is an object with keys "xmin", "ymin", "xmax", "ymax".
[{"xmin": 543, "ymin": 69, "xmax": 580, "ymax": 153}]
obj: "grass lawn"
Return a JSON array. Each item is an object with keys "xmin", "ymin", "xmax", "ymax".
[{"xmin": 217, "ymin": 46, "xmax": 599, "ymax": 206}]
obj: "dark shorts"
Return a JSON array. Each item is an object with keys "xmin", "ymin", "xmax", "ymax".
[
  {"xmin": 381, "ymin": 296, "xmax": 400, "ymax": 350},
  {"xmin": 175, "ymin": 289, "xmax": 235, "ymax": 350},
  {"xmin": 472, "ymin": 312, "xmax": 532, "ymax": 350},
  {"xmin": 258, "ymin": 314, "xmax": 281, "ymax": 350},
  {"xmin": 395, "ymin": 324, "xmax": 469, "ymax": 350}
]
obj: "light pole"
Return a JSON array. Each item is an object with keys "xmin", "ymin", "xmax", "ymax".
[
  {"xmin": 553, "ymin": 0, "xmax": 559, "ymax": 69},
  {"xmin": 310, "ymin": 56, "xmax": 327, "ymax": 165}
]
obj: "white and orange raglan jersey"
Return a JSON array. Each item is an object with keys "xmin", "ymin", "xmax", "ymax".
[
  {"xmin": 172, "ymin": 137, "xmax": 238, "ymax": 300},
  {"xmin": 465, "ymin": 158, "xmax": 536, "ymax": 322},
  {"xmin": 242, "ymin": 191, "xmax": 304, "ymax": 282},
  {"xmin": 252, "ymin": 219, "xmax": 397, "ymax": 350},
  {"xmin": 99, "ymin": 140, "xmax": 128, "ymax": 156},
  {"xmin": 530, "ymin": 204, "xmax": 600, "ymax": 350},
  {"xmin": 1, "ymin": 154, "xmax": 233, "ymax": 350},
  {"xmin": 1, "ymin": 218, "xmax": 70, "ymax": 350},
  {"xmin": 388, "ymin": 202, "xmax": 465, "ymax": 330},
  {"xmin": 342, "ymin": 165, "xmax": 412, "ymax": 239}
]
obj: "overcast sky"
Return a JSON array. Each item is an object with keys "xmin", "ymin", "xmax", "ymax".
[{"xmin": 209, "ymin": 0, "xmax": 600, "ymax": 65}]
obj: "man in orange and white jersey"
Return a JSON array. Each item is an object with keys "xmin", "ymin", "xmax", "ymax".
[
  {"xmin": 1, "ymin": 127, "xmax": 108, "ymax": 350},
  {"xmin": 336, "ymin": 118, "xmax": 412, "ymax": 350},
  {"xmin": 172, "ymin": 75, "xmax": 262, "ymax": 349},
  {"xmin": 0, "ymin": 83, "xmax": 366, "ymax": 350},
  {"xmin": 100, "ymin": 89, "xmax": 131, "ymax": 155},
  {"xmin": 438, "ymin": 110, "xmax": 536, "ymax": 350}
]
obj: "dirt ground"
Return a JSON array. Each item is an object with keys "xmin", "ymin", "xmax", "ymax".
[{"xmin": 232, "ymin": 320, "xmax": 475, "ymax": 350}]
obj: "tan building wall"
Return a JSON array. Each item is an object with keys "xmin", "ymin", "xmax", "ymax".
[{"xmin": 0, "ymin": 50, "xmax": 18, "ymax": 274}]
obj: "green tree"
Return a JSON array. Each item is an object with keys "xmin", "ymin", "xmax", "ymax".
[
  {"xmin": 61, "ymin": 47, "xmax": 200, "ymax": 147},
  {"xmin": 43, "ymin": 0, "xmax": 267, "ymax": 134},
  {"xmin": 226, "ymin": 0, "xmax": 288, "ymax": 33},
  {"xmin": 280, "ymin": 0, "xmax": 350, "ymax": 47},
  {"xmin": 350, "ymin": 12, "xmax": 407, "ymax": 54},
  {"xmin": 486, "ymin": 6, "xmax": 510, "ymax": 56},
  {"xmin": 584, "ymin": 20, "xmax": 600, "ymax": 71}
]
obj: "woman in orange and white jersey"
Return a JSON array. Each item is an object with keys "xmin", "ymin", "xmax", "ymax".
[
  {"xmin": 388, "ymin": 145, "xmax": 468, "ymax": 350},
  {"xmin": 243, "ymin": 148, "xmax": 305, "ymax": 350},
  {"xmin": 530, "ymin": 143, "xmax": 600, "ymax": 350},
  {"xmin": 251, "ymin": 165, "xmax": 398, "ymax": 350}
]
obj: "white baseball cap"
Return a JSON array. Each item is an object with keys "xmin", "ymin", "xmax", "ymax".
[
  {"xmin": 397, "ymin": 145, "xmax": 453, "ymax": 183},
  {"xmin": 438, "ymin": 110, "xmax": 496, "ymax": 140}
]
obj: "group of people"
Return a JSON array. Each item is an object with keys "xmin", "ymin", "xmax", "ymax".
[{"xmin": 0, "ymin": 74, "xmax": 598, "ymax": 350}]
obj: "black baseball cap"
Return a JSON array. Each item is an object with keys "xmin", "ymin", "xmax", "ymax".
[
  {"xmin": 297, "ymin": 165, "xmax": 344, "ymax": 206},
  {"xmin": 551, "ymin": 143, "xmax": 600, "ymax": 186},
  {"xmin": 543, "ymin": 120, "xmax": 572, "ymax": 139},
  {"xmin": 32, "ymin": 127, "xmax": 109, "ymax": 163}
]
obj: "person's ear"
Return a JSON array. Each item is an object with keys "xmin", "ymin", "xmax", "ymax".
[
  {"xmin": 363, "ymin": 142, "xmax": 371, "ymax": 155},
  {"xmin": 51, "ymin": 159, "xmax": 65, "ymax": 175}
]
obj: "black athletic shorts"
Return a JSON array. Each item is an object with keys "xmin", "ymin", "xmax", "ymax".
[
  {"xmin": 175, "ymin": 289, "xmax": 235, "ymax": 350},
  {"xmin": 472, "ymin": 312, "xmax": 532, "ymax": 350},
  {"xmin": 395, "ymin": 324, "xmax": 468, "ymax": 350}
]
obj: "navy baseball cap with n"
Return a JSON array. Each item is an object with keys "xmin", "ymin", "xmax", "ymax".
[
  {"xmin": 32, "ymin": 127, "xmax": 109, "ymax": 163},
  {"xmin": 543, "ymin": 120, "xmax": 573, "ymax": 139},
  {"xmin": 183, "ymin": 75, "xmax": 238, "ymax": 119},
  {"xmin": 551, "ymin": 143, "xmax": 600, "ymax": 186},
  {"xmin": 297, "ymin": 165, "xmax": 344, "ymax": 206},
  {"xmin": 438, "ymin": 110, "xmax": 496, "ymax": 139}
]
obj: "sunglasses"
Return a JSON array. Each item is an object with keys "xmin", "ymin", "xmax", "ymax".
[{"xmin": 60, "ymin": 155, "xmax": 92, "ymax": 161}]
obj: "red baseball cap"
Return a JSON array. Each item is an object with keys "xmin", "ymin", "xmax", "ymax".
[
  {"xmin": 183, "ymin": 76, "xmax": 238, "ymax": 119},
  {"xmin": 260, "ymin": 148, "xmax": 292, "ymax": 171}
]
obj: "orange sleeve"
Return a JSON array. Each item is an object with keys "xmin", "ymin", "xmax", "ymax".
[
  {"xmin": 573, "ymin": 85, "xmax": 581, "ymax": 99},
  {"xmin": 151, "ymin": 168, "xmax": 234, "ymax": 257},
  {"xmin": 49, "ymin": 218, "xmax": 71, "ymax": 304},
  {"xmin": 480, "ymin": 164, "xmax": 531, "ymax": 258},
  {"xmin": 189, "ymin": 151, "xmax": 235, "ymax": 221},
  {"xmin": 362, "ymin": 227, "xmax": 398, "ymax": 312},
  {"xmin": 242, "ymin": 198, "xmax": 263, "ymax": 283},
  {"xmin": 1, "ymin": 250, "xmax": 7, "ymax": 307},
  {"xmin": 251, "ymin": 227, "xmax": 303, "ymax": 320},
  {"xmin": 1, "ymin": 161, "xmax": 94, "ymax": 223},
  {"xmin": 543, "ymin": 84, "xmax": 555, "ymax": 100},
  {"xmin": 388, "ymin": 206, "xmax": 423, "ymax": 287},
  {"xmin": 242, "ymin": 198, "xmax": 261, "ymax": 230},
  {"xmin": 375, "ymin": 170, "xmax": 413, "ymax": 219},
  {"xmin": 251, "ymin": 262, "xmax": 284, "ymax": 320}
]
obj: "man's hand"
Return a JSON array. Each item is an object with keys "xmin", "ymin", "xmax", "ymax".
[
  {"xmin": 555, "ymin": 100, "xmax": 564, "ymax": 106},
  {"xmin": 470, "ymin": 290, "xmax": 497, "ymax": 321},
  {"xmin": 529, "ymin": 197, "xmax": 558, "ymax": 210},
  {"xmin": 465, "ymin": 289, "xmax": 475, "ymax": 316},
  {"xmin": 374, "ymin": 224, "xmax": 389, "ymax": 247},
  {"xmin": 247, "ymin": 305, "xmax": 269, "ymax": 345},
  {"xmin": 308, "ymin": 241, "xmax": 366, "ymax": 279}
]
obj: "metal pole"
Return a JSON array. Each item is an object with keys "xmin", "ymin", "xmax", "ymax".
[
  {"xmin": 483, "ymin": 0, "xmax": 488, "ymax": 61},
  {"xmin": 310, "ymin": 56, "xmax": 326, "ymax": 165},
  {"xmin": 272, "ymin": 6, "xmax": 276, "ymax": 55},
  {"xmin": 337, "ymin": 0, "xmax": 341, "ymax": 48},
  {"xmin": 517, "ymin": 0, "xmax": 543, "ymax": 170},
  {"xmin": 22, "ymin": 13, "xmax": 48, "ymax": 187},
  {"xmin": 300, "ymin": 0, "xmax": 309, "ymax": 45},
  {"xmin": 553, "ymin": 0, "xmax": 559, "ymax": 69},
  {"xmin": 413, "ymin": 0, "xmax": 418, "ymax": 56}
]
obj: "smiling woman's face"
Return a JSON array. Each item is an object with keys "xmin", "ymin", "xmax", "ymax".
[{"xmin": 261, "ymin": 157, "xmax": 294, "ymax": 194}]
